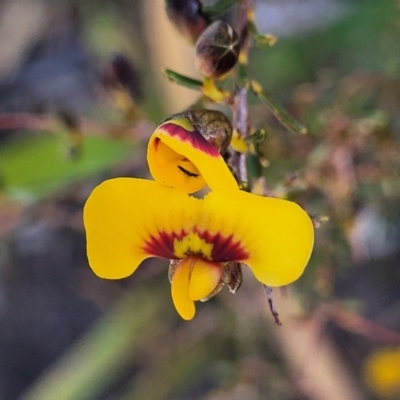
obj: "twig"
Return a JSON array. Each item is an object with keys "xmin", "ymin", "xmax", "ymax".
[
  {"xmin": 230, "ymin": 0, "xmax": 253, "ymax": 185},
  {"xmin": 317, "ymin": 304, "xmax": 400, "ymax": 345},
  {"xmin": 0, "ymin": 112, "xmax": 153, "ymax": 141},
  {"xmin": 264, "ymin": 285, "xmax": 282, "ymax": 326},
  {"xmin": 0, "ymin": 113, "xmax": 53, "ymax": 132},
  {"xmin": 271, "ymin": 291, "xmax": 365, "ymax": 400}
]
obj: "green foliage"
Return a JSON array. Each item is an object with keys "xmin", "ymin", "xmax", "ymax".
[
  {"xmin": 0, "ymin": 133, "xmax": 132, "ymax": 199},
  {"xmin": 2, "ymin": 1, "xmax": 400, "ymax": 399},
  {"xmin": 202, "ymin": 0, "xmax": 238, "ymax": 19}
]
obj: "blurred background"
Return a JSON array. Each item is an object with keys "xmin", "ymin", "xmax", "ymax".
[{"xmin": 1, "ymin": 0, "xmax": 400, "ymax": 399}]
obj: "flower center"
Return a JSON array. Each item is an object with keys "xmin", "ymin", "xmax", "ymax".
[{"xmin": 173, "ymin": 231, "xmax": 213, "ymax": 260}]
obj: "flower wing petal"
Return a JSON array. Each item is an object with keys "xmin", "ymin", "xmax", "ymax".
[
  {"xmin": 147, "ymin": 118, "xmax": 238, "ymax": 193},
  {"xmin": 171, "ymin": 258, "xmax": 196, "ymax": 320},
  {"xmin": 83, "ymin": 178, "xmax": 200, "ymax": 279},
  {"xmin": 202, "ymin": 190, "xmax": 314, "ymax": 286}
]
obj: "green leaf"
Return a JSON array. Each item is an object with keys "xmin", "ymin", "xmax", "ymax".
[
  {"xmin": 247, "ymin": 19, "xmax": 277, "ymax": 47},
  {"xmin": 203, "ymin": 0, "xmax": 238, "ymax": 19},
  {"xmin": 0, "ymin": 133, "xmax": 132, "ymax": 199},
  {"xmin": 20, "ymin": 289, "xmax": 162, "ymax": 400},
  {"xmin": 245, "ymin": 128, "xmax": 267, "ymax": 144},
  {"xmin": 250, "ymin": 80, "xmax": 307, "ymax": 135},
  {"xmin": 163, "ymin": 69, "xmax": 203, "ymax": 90}
]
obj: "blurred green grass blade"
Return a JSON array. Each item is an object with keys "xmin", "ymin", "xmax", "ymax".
[
  {"xmin": 0, "ymin": 133, "xmax": 132, "ymax": 199},
  {"xmin": 120, "ymin": 347, "xmax": 207, "ymax": 400},
  {"xmin": 20, "ymin": 289, "xmax": 162, "ymax": 400}
]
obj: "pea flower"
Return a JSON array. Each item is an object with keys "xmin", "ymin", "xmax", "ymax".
[
  {"xmin": 83, "ymin": 178, "xmax": 314, "ymax": 320},
  {"xmin": 364, "ymin": 347, "xmax": 400, "ymax": 398},
  {"xmin": 147, "ymin": 112, "xmax": 238, "ymax": 194}
]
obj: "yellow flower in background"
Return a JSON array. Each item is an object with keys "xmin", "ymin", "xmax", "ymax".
[
  {"xmin": 83, "ymin": 178, "xmax": 314, "ymax": 320},
  {"xmin": 364, "ymin": 347, "xmax": 400, "ymax": 398},
  {"xmin": 147, "ymin": 116, "xmax": 238, "ymax": 193}
]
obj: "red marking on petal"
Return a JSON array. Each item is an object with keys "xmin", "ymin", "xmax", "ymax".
[
  {"xmin": 160, "ymin": 122, "xmax": 220, "ymax": 157},
  {"xmin": 198, "ymin": 230, "xmax": 249, "ymax": 262},
  {"xmin": 143, "ymin": 230, "xmax": 186, "ymax": 259},
  {"xmin": 143, "ymin": 229, "xmax": 249, "ymax": 262}
]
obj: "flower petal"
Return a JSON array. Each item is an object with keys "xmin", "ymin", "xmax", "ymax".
[
  {"xmin": 364, "ymin": 347, "xmax": 400, "ymax": 397},
  {"xmin": 83, "ymin": 178, "xmax": 200, "ymax": 279},
  {"xmin": 230, "ymin": 129, "xmax": 250, "ymax": 153},
  {"xmin": 171, "ymin": 258, "xmax": 196, "ymax": 320},
  {"xmin": 188, "ymin": 257, "xmax": 223, "ymax": 301},
  {"xmin": 147, "ymin": 117, "xmax": 238, "ymax": 193},
  {"xmin": 201, "ymin": 190, "xmax": 314, "ymax": 286},
  {"xmin": 84, "ymin": 177, "xmax": 314, "ymax": 287}
]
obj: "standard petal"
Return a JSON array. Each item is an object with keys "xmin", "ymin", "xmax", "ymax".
[
  {"xmin": 200, "ymin": 190, "xmax": 314, "ymax": 286},
  {"xmin": 147, "ymin": 117, "xmax": 238, "ymax": 193},
  {"xmin": 171, "ymin": 257, "xmax": 196, "ymax": 320},
  {"xmin": 83, "ymin": 178, "xmax": 201, "ymax": 279}
]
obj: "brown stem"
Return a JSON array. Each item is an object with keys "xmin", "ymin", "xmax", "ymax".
[
  {"xmin": 318, "ymin": 304, "xmax": 400, "ymax": 345},
  {"xmin": 0, "ymin": 112, "xmax": 153, "ymax": 141},
  {"xmin": 0, "ymin": 113, "xmax": 53, "ymax": 132},
  {"xmin": 236, "ymin": 0, "xmax": 252, "ymax": 46},
  {"xmin": 230, "ymin": 0, "xmax": 253, "ymax": 185}
]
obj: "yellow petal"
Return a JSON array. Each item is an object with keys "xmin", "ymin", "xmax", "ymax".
[
  {"xmin": 171, "ymin": 258, "xmax": 196, "ymax": 320},
  {"xmin": 83, "ymin": 178, "xmax": 201, "ymax": 279},
  {"xmin": 201, "ymin": 77, "xmax": 232, "ymax": 102},
  {"xmin": 201, "ymin": 190, "xmax": 314, "ymax": 286},
  {"xmin": 188, "ymin": 257, "xmax": 223, "ymax": 301},
  {"xmin": 230, "ymin": 129, "xmax": 250, "ymax": 153},
  {"xmin": 84, "ymin": 177, "xmax": 314, "ymax": 287},
  {"xmin": 147, "ymin": 117, "xmax": 238, "ymax": 193},
  {"xmin": 364, "ymin": 347, "xmax": 400, "ymax": 397}
]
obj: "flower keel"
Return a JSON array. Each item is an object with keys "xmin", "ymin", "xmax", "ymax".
[{"xmin": 171, "ymin": 256, "xmax": 223, "ymax": 320}]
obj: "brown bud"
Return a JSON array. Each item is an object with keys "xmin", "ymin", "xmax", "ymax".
[
  {"xmin": 165, "ymin": 0, "xmax": 210, "ymax": 43},
  {"xmin": 166, "ymin": 109, "xmax": 232, "ymax": 154},
  {"xmin": 187, "ymin": 109, "xmax": 232, "ymax": 154},
  {"xmin": 195, "ymin": 20, "xmax": 239, "ymax": 78},
  {"xmin": 222, "ymin": 262, "xmax": 243, "ymax": 294},
  {"xmin": 101, "ymin": 54, "xmax": 142, "ymax": 101}
]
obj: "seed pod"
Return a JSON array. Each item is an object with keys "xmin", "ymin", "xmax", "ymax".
[
  {"xmin": 195, "ymin": 20, "xmax": 239, "ymax": 78},
  {"xmin": 165, "ymin": 0, "xmax": 210, "ymax": 43}
]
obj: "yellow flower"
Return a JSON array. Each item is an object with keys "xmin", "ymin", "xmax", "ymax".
[
  {"xmin": 364, "ymin": 347, "xmax": 400, "ymax": 398},
  {"xmin": 147, "ymin": 116, "xmax": 238, "ymax": 193},
  {"xmin": 83, "ymin": 178, "xmax": 314, "ymax": 320}
]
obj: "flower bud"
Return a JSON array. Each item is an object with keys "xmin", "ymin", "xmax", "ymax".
[
  {"xmin": 166, "ymin": 0, "xmax": 210, "ymax": 43},
  {"xmin": 101, "ymin": 54, "xmax": 142, "ymax": 101},
  {"xmin": 183, "ymin": 109, "xmax": 232, "ymax": 154},
  {"xmin": 195, "ymin": 20, "xmax": 239, "ymax": 78},
  {"xmin": 223, "ymin": 262, "xmax": 243, "ymax": 294}
]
